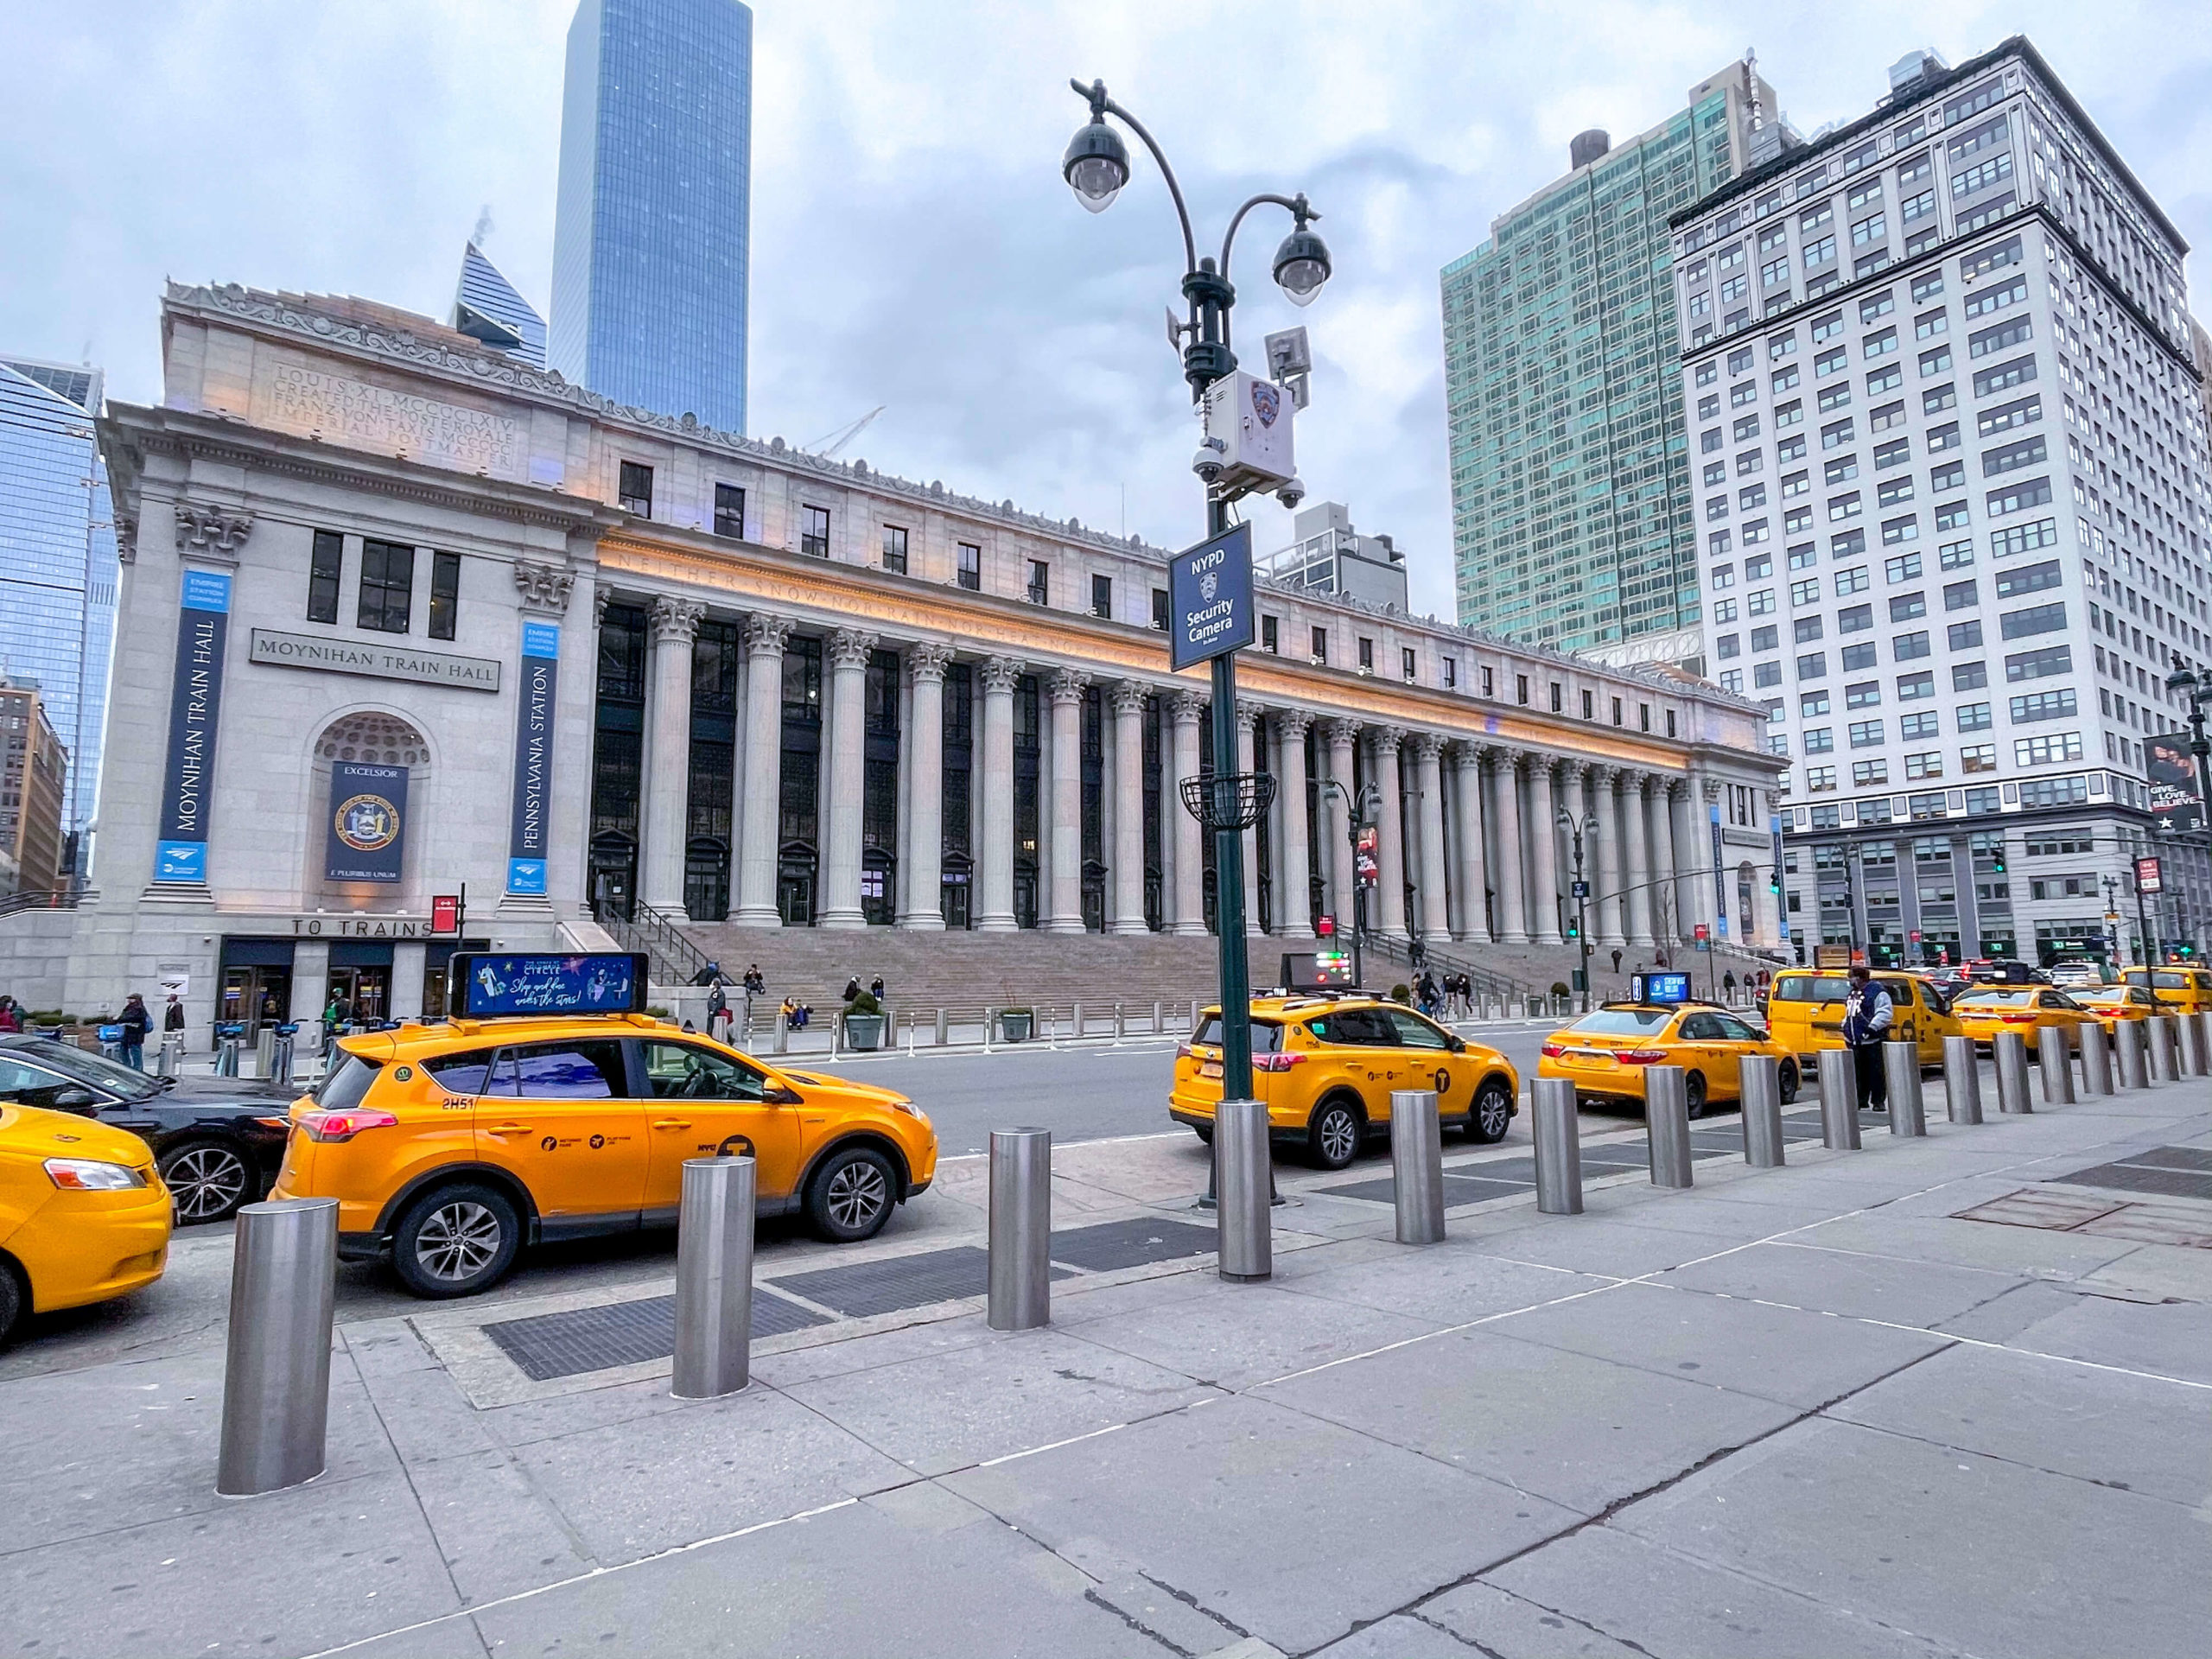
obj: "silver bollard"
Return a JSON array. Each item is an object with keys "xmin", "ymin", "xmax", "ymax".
[
  {"xmin": 1071, "ymin": 1001, "xmax": 1083, "ymax": 1040},
  {"xmin": 1216, "ymin": 1099, "xmax": 1273, "ymax": 1281},
  {"xmin": 270, "ymin": 1033, "xmax": 296, "ymax": 1091},
  {"xmin": 936, "ymin": 1007, "xmax": 949, "ymax": 1046},
  {"xmin": 1389, "ymin": 1090, "xmax": 1446, "ymax": 1245},
  {"xmin": 2180, "ymin": 1011, "xmax": 2210, "ymax": 1079},
  {"xmin": 2037, "ymin": 1025, "xmax": 2075, "ymax": 1105},
  {"xmin": 155, "ymin": 1033, "xmax": 181, "ymax": 1078},
  {"xmin": 1531, "ymin": 1077, "xmax": 1584, "ymax": 1212},
  {"xmin": 2114, "ymin": 1019, "xmax": 2149, "ymax": 1090},
  {"xmin": 217, "ymin": 1197, "xmax": 338, "ymax": 1497},
  {"xmin": 1942, "ymin": 1034, "xmax": 1984, "ymax": 1123},
  {"xmin": 1739, "ymin": 1055, "xmax": 1785, "ymax": 1167},
  {"xmin": 1153, "ymin": 999, "xmax": 1163, "ymax": 1035},
  {"xmin": 2077, "ymin": 1019, "xmax": 2114, "ymax": 1096},
  {"xmin": 2149, "ymin": 1015, "xmax": 2182, "ymax": 1083},
  {"xmin": 1644, "ymin": 1065, "xmax": 1694, "ymax": 1188},
  {"xmin": 1816, "ymin": 1049, "xmax": 1861, "ymax": 1149},
  {"xmin": 255, "ymin": 1027, "xmax": 276, "ymax": 1079},
  {"xmin": 215, "ymin": 1037, "xmax": 240, "ymax": 1077},
  {"xmin": 774, "ymin": 1011, "xmax": 789, "ymax": 1054},
  {"xmin": 988, "ymin": 1128, "xmax": 1052, "ymax": 1331},
  {"xmin": 671, "ymin": 1156, "xmax": 756, "ymax": 1400},
  {"xmin": 1993, "ymin": 1030, "xmax": 2033, "ymax": 1115},
  {"xmin": 1884, "ymin": 1041, "xmax": 1927, "ymax": 1135}
]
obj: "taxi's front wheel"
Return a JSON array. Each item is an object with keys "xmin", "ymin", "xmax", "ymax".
[
  {"xmin": 807, "ymin": 1146, "xmax": 898, "ymax": 1243},
  {"xmin": 392, "ymin": 1184, "xmax": 522, "ymax": 1298},
  {"xmin": 1466, "ymin": 1079, "xmax": 1514, "ymax": 1144}
]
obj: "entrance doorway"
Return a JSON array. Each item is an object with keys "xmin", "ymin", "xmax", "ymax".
[
  {"xmin": 219, "ymin": 967, "xmax": 293, "ymax": 1039},
  {"xmin": 778, "ymin": 847, "xmax": 816, "ymax": 926},
  {"xmin": 325, "ymin": 966, "xmax": 391, "ymax": 1027}
]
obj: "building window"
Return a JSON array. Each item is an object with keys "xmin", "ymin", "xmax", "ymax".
[
  {"xmin": 1581, "ymin": 689, "xmax": 1594, "ymax": 719},
  {"xmin": 959, "ymin": 543, "xmax": 982, "ymax": 591},
  {"xmin": 713, "ymin": 483, "xmax": 746, "ymax": 539},
  {"xmin": 1480, "ymin": 664, "xmax": 1492, "ymax": 697},
  {"xmin": 1611, "ymin": 697, "xmax": 1623, "ymax": 726},
  {"xmin": 1402, "ymin": 646, "xmax": 1418, "ymax": 683},
  {"xmin": 428, "ymin": 550, "xmax": 460, "ymax": 641},
  {"xmin": 1313, "ymin": 627, "xmax": 1329, "ymax": 664},
  {"xmin": 1090, "ymin": 573, "xmax": 1112, "ymax": 620},
  {"xmin": 1261, "ymin": 614, "xmax": 1278, "ymax": 653},
  {"xmin": 1516, "ymin": 674, "xmax": 1529, "ymax": 705},
  {"xmin": 802, "ymin": 505, "xmax": 831, "ymax": 558},
  {"xmin": 1443, "ymin": 657, "xmax": 1457, "ymax": 689},
  {"xmin": 1549, "ymin": 681, "xmax": 1562, "ymax": 712},
  {"xmin": 618, "ymin": 461, "xmax": 654, "ymax": 517},
  {"xmin": 1639, "ymin": 703, "xmax": 1651, "ymax": 732},
  {"xmin": 1665, "ymin": 709, "xmax": 1677, "ymax": 738},
  {"xmin": 357, "ymin": 540, "xmax": 415, "ymax": 633},
  {"xmin": 1027, "ymin": 560, "xmax": 1050, "ymax": 605},
  {"xmin": 307, "ymin": 529, "xmax": 343, "ymax": 624},
  {"xmin": 881, "ymin": 525, "xmax": 908, "ymax": 575},
  {"xmin": 1358, "ymin": 637, "xmax": 1375, "ymax": 672},
  {"xmin": 1152, "ymin": 588, "xmax": 1170, "ymax": 631}
]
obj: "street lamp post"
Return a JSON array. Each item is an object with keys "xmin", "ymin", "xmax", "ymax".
[
  {"xmin": 1318, "ymin": 779, "xmax": 1378, "ymax": 989},
  {"xmin": 1556, "ymin": 810, "xmax": 1597, "ymax": 1001},
  {"xmin": 1062, "ymin": 79, "xmax": 1332, "ymax": 1109}
]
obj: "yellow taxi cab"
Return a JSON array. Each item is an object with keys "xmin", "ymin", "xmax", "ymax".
[
  {"xmin": 1948, "ymin": 986, "xmax": 2097, "ymax": 1053},
  {"xmin": 1764, "ymin": 969, "xmax": 1959, "ymax": 1066},
  {"xmin": 1168, "ymin": 996, "xmax": 1519, "ymax": 1170},
  {"xmin": 2074, "ymin": 985, "xmax": 2163, "ymax": 1035},
  {"xmin": 1538, "ymin": 1002, "xmax": 1800, "ymax": 1118},
  {"xmin": 0, "ymin": 1101, "xmax": 172, "ymax": 1344},
  {"xmin": 271, "ymin": 1001, "xmax": 938, "ymax": 1300},
  {"xmin": 2120, "ymin": 966, "xmax": 2212, "ymax": 1015}
]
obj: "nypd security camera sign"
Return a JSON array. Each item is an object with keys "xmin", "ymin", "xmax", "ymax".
[{"xmin": 1168, "ymin": 521, "xmax": 1255, "ymax": 671}]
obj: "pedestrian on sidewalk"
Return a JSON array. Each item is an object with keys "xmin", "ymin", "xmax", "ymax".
[
  {"xmin": 1723, "ymin": 969, "xmax": 1738, "ymax": 1005},
  {"xmin": 163, "ymin": 994, "xmax": 186, "ymax": 1035},
  {"xmin": 705, "ymin": 979, "xmax": 730, "ymax": 1041},
  {"xmin": 1842, "ymin": 965, "xmax": 1893, "ymax": 1115},
  {"xmin": 0, "ymin": 995, "xmax": 19, "ymax": 1033},
  {"xmin": 118, "ymin": 994, "xmax": 151, "ymax": 1069}
]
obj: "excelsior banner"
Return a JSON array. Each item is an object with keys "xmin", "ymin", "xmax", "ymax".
[{"xmin": 325, "ymin": 762, "xmax": 408, "ymax": 883}]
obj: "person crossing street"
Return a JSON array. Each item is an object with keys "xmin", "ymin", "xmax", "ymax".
[{"xmin": 1842, "ymin": 965, "xmax": 1893, "ymax": 1115}]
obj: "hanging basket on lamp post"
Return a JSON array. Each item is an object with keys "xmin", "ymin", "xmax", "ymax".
[{"xmin": 1181, "ymin": 772, "xmax": 1277, "ymax": 831}]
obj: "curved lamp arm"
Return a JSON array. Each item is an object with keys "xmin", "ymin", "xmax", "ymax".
[
  {"xmin": 1071, "ymin": 79, "xmax": 1198, "ymax": 280},
  {"xmin": 1219, "ymin": 192, "xmax": 1319, "ymax": 353}
]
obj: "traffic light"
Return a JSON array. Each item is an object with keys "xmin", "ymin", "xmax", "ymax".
[
  {"xmin": 1565, "ymin": 916, "xmax": 1581, "ymax": 940},
  {"xmin": 1989, "ymin": 845, "xmax": 2007, "ymax": 874}
]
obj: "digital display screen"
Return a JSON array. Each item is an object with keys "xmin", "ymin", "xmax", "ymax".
[
  {"xmin": 1282, "ymin": 950, "xmax": 1357, "ymax": 991},
  {"xmin": 448, "ymin": 952, "xmax": 649, "ymax": 1018},
  {"xmin": 1642, "ymin": 972, "xmax": 1693, "ymax": 1005}
]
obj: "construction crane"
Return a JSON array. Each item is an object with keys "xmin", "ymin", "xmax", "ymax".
[{"xmin": 805, "ymin": 406, "xmax": 885, "ymax": 459}]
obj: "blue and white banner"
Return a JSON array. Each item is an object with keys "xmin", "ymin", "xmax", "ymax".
[
  {"xmin": 325, "ymin": 761, "xmax": 408, "ymax": 883},
  {"xmin": 1708, "ymin": 802, "xmax": 1730, "ymax": 941},
  {"xmin": 154, "ymin": 569, "xmax": 232, "ymax": 883},
  {"xmin": 1770, "ymin": 815, "xmax": 1789, "ymax": 942},
  {"xmin": 505, "ymin": 620, "xmax": 559, "ymax": 893}
]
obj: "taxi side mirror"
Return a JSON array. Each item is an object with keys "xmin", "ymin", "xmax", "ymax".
[
  {"xmin": 763, "ymin": 1083, "xmax": 804, "ymax": 1107},
  {"xmin": 1446, "ymin": 1036, "xmax": 1466, "ymax": 1054}
]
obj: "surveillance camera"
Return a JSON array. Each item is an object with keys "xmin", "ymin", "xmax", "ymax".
[
  {"xmin": 1192, "ymin": 439, "xmax": 1227, "ymax": 485},
  {"xmin": 1275, "ymin": 476, "xmax": 1305, "ymax": 511}
]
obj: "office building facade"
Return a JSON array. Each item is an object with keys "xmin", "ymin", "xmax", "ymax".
[
  {"xmin": 0, "ymin": 357, "xmax": 119, "ymax": 880},
  {"xmin": 1443, "ymin": 59, "xmax": 1789, "ymax": 664},
  {"xmin": 1674, "ymin": 39, "xmax": 2212, "ymax": 965},
  {"xmin": 0, "ymin": 280, "xmax": 1783, "ymax": 1024},
  {"xmin": 550, "ymin": 0, "xmax": 753, "ymax": 434},
  {"xmin": 1262, "ymin": 502, "xmax": 1410, "ymax": 614},
  {"xmin": 0, "ymin": 675, "xmax": 67, "ymax": 897}
]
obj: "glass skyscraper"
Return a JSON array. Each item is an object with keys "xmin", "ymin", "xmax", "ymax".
[
  {"xmin": 0, "ymin": 357, "xmax": 118, "ymax": 880},
  {"xmin": 550, "ymin": 0, "xmax": 753, "ymax": 435},
  {"xmin": 1442, "ymin": 60, "xmax": 1788, "ymax": 664},
  {"xmin": 453, "ymin": 242, "xmax": 547, "ymax": 369}
]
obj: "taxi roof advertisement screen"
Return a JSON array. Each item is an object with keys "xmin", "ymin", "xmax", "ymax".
[{"xmin": 450, "ymin": 952, "xmax": 650, "ymax": 1017}]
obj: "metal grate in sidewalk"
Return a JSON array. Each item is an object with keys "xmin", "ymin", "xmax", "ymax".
[
  {"xmin": 483, "ymin": 1288, "xmax": 830, "ymax": 1382},
  {"xmin": 2050, "ymin": 1147, "xmax": 2212, "ymax": 1202},
  {"xmin": 1049, "ymin": 1217, "xmax": 1217, "ymax": 1271}
]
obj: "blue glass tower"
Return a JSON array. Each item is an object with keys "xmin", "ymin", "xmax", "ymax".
[
  {"xmin": 453, "ymin": 243, "xmax": 547, "ymax": 369},
  {"xmin": 0, "ymin": 358, "xmax": 118, "ymax": 880},
  {"xmin": 550, "ymin": 0, "xmax": 753, "ymax": 435}
]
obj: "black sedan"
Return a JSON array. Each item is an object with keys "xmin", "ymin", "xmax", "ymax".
[{"xmin": 0, "ymin": 1034, "xmax": 296, "ymax": 1222}]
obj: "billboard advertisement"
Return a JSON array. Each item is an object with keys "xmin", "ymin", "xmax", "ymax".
[
  {"xmin": 448, "ymin": 953, "xmax": 650, "ymax": 1018},
  {"xmin": 2147, "ymin": 736, "xmax": 2203, "ymax": 836}
]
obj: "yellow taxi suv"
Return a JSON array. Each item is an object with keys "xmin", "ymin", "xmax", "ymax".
[
  {"xmin": 1538, "ymin": 1002, "xmax": 1800, "ymax": 1118},
  {"xmin": 1, "ymin": 1102, "xmax": 172, "ymax": 1344},
  {"xmin": 1764, "ymin": 969, "xmax": 1958, "ymax": 1066},
  {"xmin": 1948, "ymin": 987, "xmax": 2096, "ymax": 1053},
  {"xmin": 270, "ymin": 952, "xmax": 937, "ymax": 1299},
  {"xmin": 2074, "ymin": 985, "xmax": 2163, "ymax": 1036},
  {"xmin": 1169, "ymin": 996, "xmax": 1519, "ymax": 1170},
  {"xmin": 2120, "ymin": 966, "xmax": 2212, "ymax": 1015}
]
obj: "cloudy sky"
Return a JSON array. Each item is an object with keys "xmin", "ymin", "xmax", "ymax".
[{"xmin": 5, "ymin": 1, "xmax": 2208, "ymax": 619}]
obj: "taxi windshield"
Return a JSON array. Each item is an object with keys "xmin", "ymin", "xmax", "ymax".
[
  {"xmin": 1567, "ymin": 1008, "xmax": 1674, "ymax": 1035},
  {"xmin": 2123, "ymin": 970, "xmax": 2193, "ymax": 989}
]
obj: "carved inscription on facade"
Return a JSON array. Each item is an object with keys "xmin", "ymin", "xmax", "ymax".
[{"xmin": 256, "ymin": 354, "xmax": 522, "ymax": 476}]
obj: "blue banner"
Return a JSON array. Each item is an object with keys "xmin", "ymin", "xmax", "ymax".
[
  {"xmin": 506, "ymin": 620, "xmax": 560, "ymax": 893},
  {"xmin": 1709, "ymin": 803, "xmax": 1730, "ymax": 941},
  {"xmin": 154, "ymin": 569, "xmax": 232, "ymax": 883},
  {"xmin": 1770, "ymin": 814, "xmax": 1789, "ymax": 942},
  {"xmin": 325, "ymin": 761, "xmax": 408, "ymax": 882},
  {"xmin": 450, "ymin": 952, "xmax": 648, "ymax": 1017},
  {"xmin": 1168, "ymin": 522, "xmax": 1254, "ymax": 672}
]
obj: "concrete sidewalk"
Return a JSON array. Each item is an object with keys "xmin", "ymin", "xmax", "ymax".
[{"xmin": 3, "ymin": 1071, "xmax": 2208, "ymax": 1657}]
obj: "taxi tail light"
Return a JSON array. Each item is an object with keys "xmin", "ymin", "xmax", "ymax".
[
  {"xmin": 1999, "ymin": 1014, "xmax": 2036, "ymax": 1025},
  {"xmin": 1613, "ymin": 1049, "xmax": 1669, "ymax": 1065},
  {"xmin": 1541, "ymin": 1041, "xmax": 1566, "ymax": 1058},
  {"xmin": 295, "ymin": 1108, "xmax": 401, "ymax": 1143},
  {"xmin": 1252, "ymin": 1052, "xmax": 1306, "ymax": 1072}
]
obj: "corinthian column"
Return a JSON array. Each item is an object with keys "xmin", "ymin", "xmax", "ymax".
[
  {"xmin": 1371, "ymin": 727, "xmax": 1408, "ymax": 940},
  {"xmin": 1236, "ymin": 702, "xmax": 1265, "ymax": 937},
  {"xmin": 1489, "ymin": 748, "xmax": 1529, "ymax": 944},
  {"xmin": 1529, "ymin": 760, "xmax": 1563, "ymax": 945},
  {"xmin": 732, "ymin": 614, "xmax": 791, "ymax": 925},
  {"xmin": 1274, "ymin": 710, "xmax": 1313, "ymax": 938},
  {"xmin": 640, "ymin": 596, "xmax": 705, "ymax": 912},
  {"xmin": 976, "ymin": 658, "xmax": 1020, "ymax": 931},
  {"xmin": 1662, "ymin": 779, "xmax": 1691, "ymax": 945},
  {"xmin": 1451, "ymin": 743, "xmax": 1489, "ymax": 942},
  {"xmin": 897, "ymin": 643, "xmax": 953, "ymax": 929},
  {"xmin": 1168, "ymin": 692, "xmax": 1205, "ymax": 935},
  {"xmin": 817, "ymin": 628, "xmax": 876, "ymax": 929},
  {"xmin": 1320, "ymin": 718, "xmax": 1358, "ymax": 932},
  {"xmin": 1624, "ymin": 772, "xmax": 1656, "ymax": 948},
  {"xmin": 1110, "ymin": 683, "xmax": 1149, "ymax": 933},
  {"xmin": 1411, "ymin": 734, "xmax": 1450, "ymax": 944},
  {"xmin": 1043, "ymin": 670, "xmax": 1089, "ymax": 933},
  {"xmin": 1591, "ymin": 765, "xmax": 1626, "ymax": 949}
]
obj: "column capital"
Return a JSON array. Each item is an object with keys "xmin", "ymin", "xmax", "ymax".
[
  {"xmin": 512, "ymin": 558, "xmax": 575, "ymax": 615},
  {"xmin": 1169, "ymin": 690, "xmax": 1205, "ymax": 726},
  {"xmin": 1047, "ymin": 668, "xmax": 1091, "ymax": 706},
  {"xmin": 1110, "ymin": 680, "xmax": 1150, "ymax": 718},
  {"xmin": 1234, "ymin": 698, "xmax": 1269, "ymax": 729},
  {"xmin": 1700, "ymin": 775, "xmax": 1723, "ymax": 804},
  {"xmin": 828, "ymin": 627, "xmax": 879, "ymax": 671},
  {"xmin": 1446, "ymin": 738, "xmax": 1482, "ymax": 769},
  {"xmin": 1408, "ymin": 731, "xmax": 1444, "ymax": 762},
  {"xmin": 1632, "ymin": 770, "xmax": 1660, "ymax": 798},
  {"xmin": 1587, "ymin": 762, "xmax": 1618, "ymax": 786},
  {"xmin": 1557, "ymin": 757, "xmax": 1588, "ymax": 783},
  {"xmin": 1319, "ymin": 716, "xmax": 1361, "ymax": 748},
  {"xmin": 650, "ymin": 595, "xmax": 706, "ymax": 645},
  {"xmin": 742, "ymin": 613, "xmax": 794, "ymax": 658},
  {"xmin": 173, "ymin": 499, "xmax": 253, "ymax": 562},
  {"xmin": 1369, "ymin": 724, "xmax": 1405, "ymax": 758},
  {"xmin": 593, "ymin": 582, "xmax": 615, "ymax": 626},
  {"xmin": 1668, "ymin": 776, "xmax": 1692, "ymax": 802},
  {"xmin": 905, "ymin": 640, "xmax": 955, "ymax": 684},
  {"xmin": 981, "ymin": 655, "xmax": 1024, "ymax": 695},
  {"xmin": 1274, "ymin": 707, "xmax": 1313, "ymax": 741}
]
